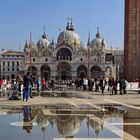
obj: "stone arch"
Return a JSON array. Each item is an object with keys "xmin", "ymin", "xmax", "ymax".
[
  {"xmin": 56, "ymin": 47, "xmax": 72, "ymax": 61},
  {"xmin": 40, "ymin": 65, "xmax": 51, "ymax": 80},
  {"xmin": 90, "ymin": 66, "xmax": 102, "ymax": 78},
  {"xmin": 77, "ymin": 65, "xmax": 88, "ymax": 79},
  {"xmin": 57, "ymin": 61, "xmax": 71, "ymax": 80}
]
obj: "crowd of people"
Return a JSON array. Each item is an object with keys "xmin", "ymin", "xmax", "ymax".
[{"xmin": 0, "ymin": 72, "xmax": 140, "ymax": 101}]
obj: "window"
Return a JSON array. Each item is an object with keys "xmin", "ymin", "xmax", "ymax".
[
  {"xmin": 46, "ymin": 58, "xmax": 48, "ymax": 61},
  {"xmin": 12, "ymin": 62, "xmax": 14, "ymax": 66},
  {"xmin": 33, "ymin": 58, "xmax": 35, "ymax": 62},
  {"xmin": 17, "ymin": 68, "xmax": 19, "ymax": 71},
  {"xmin": 7, "ymin": 62, "xmax": 10, "ymax": 66},
  {"xmin": 8, "ymin": 68, "xmax": 9, "ymax": 71},
  {"xmin": 12, "ymin": 68, "xmax": 14, "ymax": 71}
]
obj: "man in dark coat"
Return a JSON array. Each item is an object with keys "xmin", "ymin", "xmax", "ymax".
[
  {"xmin": 99, "ymin": 77, "xmax": 107, "ymax": 95},
  {"xmin": 23, "ymin": 72, "xmax": 32, "ymax": 101}
]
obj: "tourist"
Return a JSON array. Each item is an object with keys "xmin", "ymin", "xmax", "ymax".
[
  {"xmin": 23, "ymin": 72, "xmax": 32, "ymax": 101},
  {"xmin": 83, "ymin": 77, "xmax": 88, "ymax": 90},
  {"xmin": 36, "ymin": 77, "xmax": 41, "ymax": 92},
  {"xmin": 108, "ymin": 77, "xmax": 113, "ymax": 95},
  {"xmin": 99, "ymin": 77, "xmax": 107, "ymax": 95}
]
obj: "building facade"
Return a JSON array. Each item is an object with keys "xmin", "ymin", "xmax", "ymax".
[
  {"xmin": 124, "ymin": 0, "xmax": 140, "ymax": 81},
  {"xmin": 0, "ymin": 51, "xmax": 24, "ymax": 79},
  {"xmin": 19, "ymin": 22, "xmax": 121, "ymax": 81}
]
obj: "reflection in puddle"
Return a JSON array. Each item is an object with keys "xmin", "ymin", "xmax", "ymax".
[{"xmin": 0, "ymin": 104, "xmax": 140, "ymax": 139}]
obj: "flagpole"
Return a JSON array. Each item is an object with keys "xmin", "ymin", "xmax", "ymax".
[
  {"xmin": 18, "ymin": 44, "xmax": 21, "ymax": 75},
  {"xmin": 87, "ymin": 32, "xmax": 90, "ymax": 78},
  {"xmin": 29, "ymin": 32, "xmax": 32, "ymax": 74}
]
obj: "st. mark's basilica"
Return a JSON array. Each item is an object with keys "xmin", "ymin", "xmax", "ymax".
[
  {"xmin": 19, "ymin": 21, "xmax": 123, "ymax": 80},
  {"xmin": 0, "ymin": 20, "xmax": 123, "ymax": 80}
]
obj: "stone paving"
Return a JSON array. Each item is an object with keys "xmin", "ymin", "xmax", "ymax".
[{"xmin": 0, "ymin": 90, "xmax": 140, "ymax": 108}]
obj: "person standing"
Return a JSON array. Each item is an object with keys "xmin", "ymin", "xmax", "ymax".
[
  {"xmin": 108, "ymin": 77, "xmax": 113, "ymax": 95},
  {"xmin": 99, "ymin": 77, "xmax": 107, "ymax": 95},
  {"xmin": 36, "ymin": 77, "xmax": 41, "ymax": 92},
  {"xmin": 23, "ymin": 72, "xmax": 32, "ymax": 101}
]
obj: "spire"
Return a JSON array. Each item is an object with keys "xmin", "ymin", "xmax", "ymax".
[
  {"xmin": 101, "ymin": 38, "xmax": 105, "ymax": 46},
  {"xmin": 70, "ymin": 17, "xmax": 74, "ymax": 31},
  {"xmin": 66, "ymin": 17, "xmax": 74, "ymax": 31},
  {"xmin": 66, "ymin": 21, "xmax": 70, "ymax": 30},
  {"xmin": 96, "ymin": 27, "xmax": 100, "ymax": 38},
  {"xmin": 25, "ymin": 40, "xmax": 28, "ymax": 46},
  {"xmin": 51, "ymin": 38, "xmax": 54, "ymax": 45},
  {"xmin": 24, "ymin": 40, "xmax": 28, "ymax": 52},
  {"xmin": 42, "ymin": 25, "xmax": 47, "ymax": 38}
]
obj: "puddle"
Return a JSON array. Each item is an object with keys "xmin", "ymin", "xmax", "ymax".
[{"xmin": 0, "ymin": 104, "xmax": 140, "ymax": 139}]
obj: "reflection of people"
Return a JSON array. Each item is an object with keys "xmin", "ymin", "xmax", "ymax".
[{"xmin": 23, "ymin": 107, "xmax": 33, "ymax": 134}]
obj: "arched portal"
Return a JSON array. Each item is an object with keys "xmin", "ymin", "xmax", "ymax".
[
  {"xmin": 77, "ymin": 65, "xmax": 87, "ymax": 79},
  {"xmin": 41, "ymin": 65, "xmax": 51, "ymax": 80},
  {"xmin": 57, "ymin": 61, "xmax": 71, "ymax": 80},
  {"xmin": 56, "ymin": 48, "xmax": 72, "ymax": 61},
  {"xmin": 90, "ymin": 66, "xmax": 102, "ymax": 78}
]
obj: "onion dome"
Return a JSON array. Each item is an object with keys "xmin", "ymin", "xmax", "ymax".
[
  {"xmin": 37, "ymin": 32, "xmax": 50, "ymax": 51},
  {"xmin": 57, "ymin": 21, "xmax": 81, "ymax": 47},
  {"xmin": 91, "ymin": 29, "xmax": 106, "ymax": 48}
]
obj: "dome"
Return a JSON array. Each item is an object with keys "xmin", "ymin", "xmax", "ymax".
[
  {"xmin": 91, "ymin": 30, "xmax": 106, "ymax": 48},
  {"xmin": 24, "ymin": 41, "xmax": 36, "ymax": 55},
  {"xmin": 37, "ymin": 32, "xmax": 50, "ymax": 51},
  {"xmin": 57, "ymin": 22, "xmax": 81, "ymax": 47}
]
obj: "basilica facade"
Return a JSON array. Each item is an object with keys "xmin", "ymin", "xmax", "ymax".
[{"xmin": 20, "ymin": 22, "xmax": 118, "ymax": 80}]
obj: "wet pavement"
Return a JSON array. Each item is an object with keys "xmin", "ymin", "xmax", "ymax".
[{"xmin": 0, "ymin": 90, "xmax": 140, "ymax": 140}]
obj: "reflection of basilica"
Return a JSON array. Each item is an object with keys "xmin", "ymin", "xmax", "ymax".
[
  {"xmin": 20, "ymin": 20, "xmax": 121, "ymax": 80},
  {"xmin": 9, "ymin": 105, "xmax": 140, "ymax": 139},
  {"xmin": 56, "ymin": 110, "xmax": 82, "ymax": 137}
]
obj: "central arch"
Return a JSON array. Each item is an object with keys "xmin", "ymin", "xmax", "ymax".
[
  {"xmin": 41, "ymin": 65, "xmax": 51, "ymax": 80},
  {"xmin": 77, "ymin": 65, "xmax": 87, "ymax": 79},
  {"xmin": 57, "ymin": 61, "xmax": 71, "ymax": 80},
  {"xmin": 56, "ymin": 48, "xmax": 72, "ymax": 61},
  {"xmin": 91, "ymin": 66, "xmax": 102, "ymax": 78}
]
